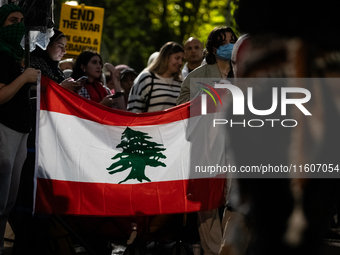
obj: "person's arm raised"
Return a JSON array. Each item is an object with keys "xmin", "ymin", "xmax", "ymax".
[{"xmin": 104, "ymin": 63, "xmax": 126, "ymax": 110}]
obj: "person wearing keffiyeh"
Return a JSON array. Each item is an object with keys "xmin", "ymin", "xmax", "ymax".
[
  {"xmin": 30, "ymin": 28, "xmax": 67, "ymax": 84},
  {"xmin": 0, "ymin": 4, "xmax": 40, "ymax": 253},
  {"xmin": 29, "ymin": 28, "xmax": 83, "ymax": 94},
  {"xmin": 71, "ymin": 50, "xmax": 126, "ymax": 109}
]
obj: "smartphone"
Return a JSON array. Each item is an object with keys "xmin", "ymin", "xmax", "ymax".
[
  {"xmin": 111, "ymin": 92, "xmax": 124, "ymax": 99},
  {"xmin": 76, "ymin": 76, "xmax": 88, "ymax": 82}
]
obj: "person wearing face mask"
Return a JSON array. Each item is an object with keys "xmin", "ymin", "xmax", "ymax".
[
  {"xmin": 175, "ymin": 26, "xmax": 238, "ymax": 255},
  {"xmin": 176, "ymin": 26, "xmax": 238, "ymax": 105},
  {"xmin": 0, "ymin": 4, "xmax": 40, "ymax": 253},
  {"xmin": 10, "ymin": 28, "xmax": 83, "ymax": 254}
]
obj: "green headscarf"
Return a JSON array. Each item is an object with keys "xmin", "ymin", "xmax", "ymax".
[{"xmin": 0, "ymin": 4, "xmax": 25, "ymax": 61}]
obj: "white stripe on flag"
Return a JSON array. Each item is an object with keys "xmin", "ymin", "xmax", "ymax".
[{"xmin": 37, "ymin": 110, "xmax": 194, "ymax": 184}]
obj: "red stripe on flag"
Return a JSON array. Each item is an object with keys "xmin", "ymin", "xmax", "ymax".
[
  {"xmin": 40, "ymin": 76, "xmax": 191, "ymax": 126},
  {"xmin": 35, "ymin": 177, "xmax": 225, "ymax": 216}
]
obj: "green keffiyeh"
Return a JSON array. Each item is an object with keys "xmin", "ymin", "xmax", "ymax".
[{"xmin": 0, "ymin": 4, "xmax": 25, "ymax": 61}]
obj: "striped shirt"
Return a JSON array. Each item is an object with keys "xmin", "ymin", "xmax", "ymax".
[{"xmin": 127, "ymin": 71, "xmax": 182, "ymax": 113}]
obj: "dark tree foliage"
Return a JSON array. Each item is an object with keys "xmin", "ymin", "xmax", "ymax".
[{"xmin": 53, "ymin": 0, "xmax": 233, "ymax": 73}]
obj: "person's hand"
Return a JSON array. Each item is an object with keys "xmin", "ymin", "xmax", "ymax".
[
  {"xmin": 22, "ymin": 68, "xmax": 40, "ymax": 83},
  {"xmin": 60, "ymin": 78, "xmax": 83, "ymax": 93},
  {"xmin": 100, "ymin": 94, "xmax": 123, "ymax": 108},
  {"xmin": 104, "ymin": 63, "xmax": 116, "ymax": 75},
  {"xmin": 104, "ymin": 63, "xmax": 122, "ymax": 81}
]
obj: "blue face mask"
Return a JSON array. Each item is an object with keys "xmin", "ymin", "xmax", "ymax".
[{"xmin": 216, "ymin": 43, "xmax": 234, "ymax": 61}]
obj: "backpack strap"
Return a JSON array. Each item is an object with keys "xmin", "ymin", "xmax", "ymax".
[{"xmin": 144, "ymin": 72, "xmax": 155, "ymax": 113}]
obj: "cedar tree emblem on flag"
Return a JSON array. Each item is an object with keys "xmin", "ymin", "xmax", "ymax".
[{"xmin": 107, "ymin": 127, "xmax": 167, "ymax": 184}]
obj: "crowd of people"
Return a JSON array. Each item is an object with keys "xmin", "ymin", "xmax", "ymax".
[
  {"xmin": 1, "ymin": 1, "xmax": 340, "ymax": 255},
  {"xmin": 0, "ymin": 3, "xmax": 236, "ymax": 254}
]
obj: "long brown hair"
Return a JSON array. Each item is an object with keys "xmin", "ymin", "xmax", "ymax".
[
  {"xmin": 72, "ymin": 50, "xmax": 103, "ymax": 81},
  {"xmin": 147, "ymin": 41, "xmax": 184, "ymax": 80}
]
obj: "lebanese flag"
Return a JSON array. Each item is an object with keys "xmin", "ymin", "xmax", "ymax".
[{"xmin": 34, "ymin": 76, "xmax": 226, "ymax": 216}]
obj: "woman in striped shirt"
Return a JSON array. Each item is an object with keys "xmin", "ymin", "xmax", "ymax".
[{"xmin": 127, "ymin": 42, "xmax": 184, "ymax": 113}]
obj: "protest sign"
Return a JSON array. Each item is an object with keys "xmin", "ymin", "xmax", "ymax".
[{"xmin": 59, "ymin": 3, "xmax": 104, "ymax": 55}]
